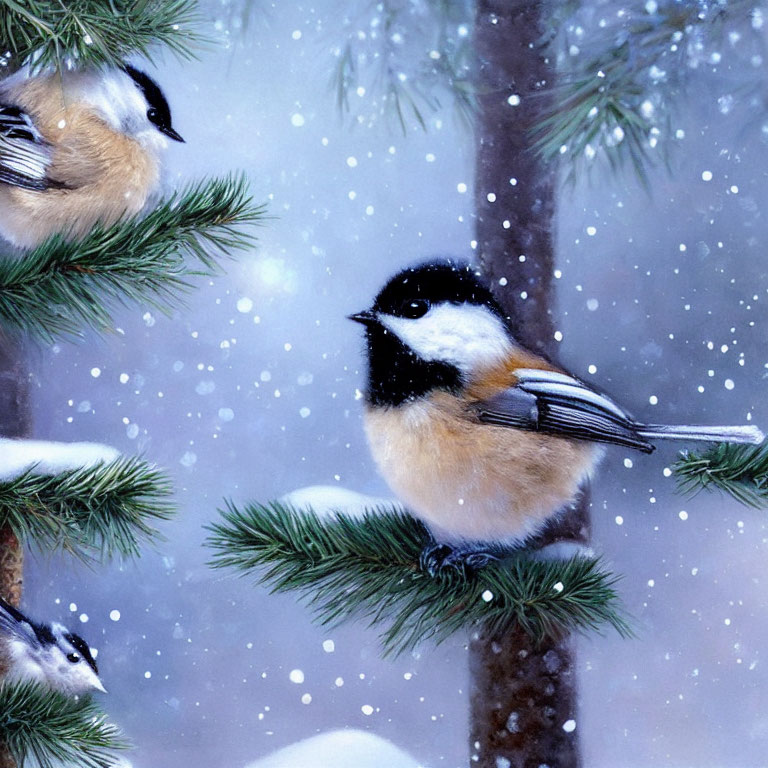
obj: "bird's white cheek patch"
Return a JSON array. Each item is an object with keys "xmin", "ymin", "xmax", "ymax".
[{"xmin": 379, "ymin": 303, "xmax": 512, "ymax": 372}]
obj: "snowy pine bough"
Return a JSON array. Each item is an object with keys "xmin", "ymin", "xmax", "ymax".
[{"xmin": 0, "ymin": 439, "xmax": 175, "ymax": 562}]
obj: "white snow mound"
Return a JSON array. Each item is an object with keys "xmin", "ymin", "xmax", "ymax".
[
  {"xmin": 0, "ymin": 438, "xmax": 121, "ymax": 481},
  {"xmin": 244, "ymin": 729, "xmax": 427, "ymax": 768},
  {"xmin": 280, "ymin": 485, "xmax": 405, "ymax": 519}
]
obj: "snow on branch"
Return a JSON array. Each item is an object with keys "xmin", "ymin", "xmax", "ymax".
[
  {"xmin": 0, "ymin": 174, "xmax": 265, "ymax": 342},
  {"xmin": 205, "ymin": 500, "xmax": 630, "ymax": 657},
  {"xmin": 0, "ymin": 440, "xmax": 174, "ymax": 561},
  {"xmin": 0, "ymin": 0, "xmax": 204, "ymax": 70},
  {"xmin": 673, "ymin": 440, "xmax": 768, "ymax": 508},
  {"xmin": 0, "ymin": 680, "xmax": 127, "ymax": 768}
]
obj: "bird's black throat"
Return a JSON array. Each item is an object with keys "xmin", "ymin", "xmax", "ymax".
[{"xmin": 363, "ymin": 323, "xmax": 462, "ymax": 407}]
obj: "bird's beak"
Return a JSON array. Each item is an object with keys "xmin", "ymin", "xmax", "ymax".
[
  {"xmin": 93, "ymin": 678, "xmax": 107, "ymax": 694},
  {"xmin": 160, "ymin": 125, "xmax": 185, "ymax": 143},
  {"xmin": 348, "ymin": 310, "xmax": 377, "ymax": 326}
]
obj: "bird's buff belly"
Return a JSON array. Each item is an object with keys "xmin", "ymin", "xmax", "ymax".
[{"xmin": 364, "ymin": 395, "xmax": 600, "ymax": 546}]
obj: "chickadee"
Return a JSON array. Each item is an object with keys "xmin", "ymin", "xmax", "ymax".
[
  {"xmin": 0, "ymin": 595, "xmax": 105, "ymax": 695},
  {"xmin": 350, "ymin": 261, "xmax": 764, "ymax": 553},
  {"xmin": 0, "ymin": 64, "xmax": 183, "ymax": 249}
]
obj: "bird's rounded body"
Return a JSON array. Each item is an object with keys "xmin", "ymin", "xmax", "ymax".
[
  {"xmin": 0, "ymin": 67, "xmax": 178, "ymax": 249},
  {"xmin": 364, "ymin": 360, "xmax": 599, "ymax": 545}
]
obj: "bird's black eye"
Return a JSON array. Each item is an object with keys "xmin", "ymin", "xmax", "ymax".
[
  {"xmin": 66, "ymin": 652, "xmax": 80, "ymax": 664},
  {"xmin": 147, "ymin": 107, "xmax": 159, "ymax": 123},
  {"xmin": 400, "ymin": 299, "xmax": 430, "ymax": 319}
]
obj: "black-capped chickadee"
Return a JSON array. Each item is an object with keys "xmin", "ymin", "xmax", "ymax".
[
  {"xmin": 0, "ymin": 595, "xmax": 105, "ymax": 695},
  {"xmin": 0, "ymin": 64, "xmax": 183, "ymax": 249},
  {"xmin": 350, "ymin": 261, "xmax": 764, "ymax": 553}
]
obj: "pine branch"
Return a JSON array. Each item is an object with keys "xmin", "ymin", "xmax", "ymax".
[
  {"xmin": 536, "ymin": 0, "xmax": 762, "ymax": 182},
  {"xmin": 0, "ymin": 0, "xmax": 205, "ymax": 70},
  {"xmin": 0, "ymin": 456, "xmax": 175, "ymax": 562},
  {"xmin": 673, "ymin": 441, "xmax": 768, "ymax": 508},
  {"xmin": 206, "ymin": 501, "xmax": 630, "ymax": 657},
  {"xmin": 329, "ymin": 0, "xmax": 475, "ymax": 134},
  {"xmin": 0, "ymin": 174, "xmax": 266, "ymax": 343},
  {"xmin": 0, "ymin": 681, "xmax": 127, "ymax": 768}
]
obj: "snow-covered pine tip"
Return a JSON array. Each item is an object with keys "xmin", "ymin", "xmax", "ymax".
[
  {"xmin": 279, "ymin": 485, "xmax": 405, "ymax": 520},
  {"xmin": 0, "ymin": 441, "xmax": 174, "ymax": 561},
  {"xmin": 0, "ymin": 438, "xmax": 120, "ymax": 482}
]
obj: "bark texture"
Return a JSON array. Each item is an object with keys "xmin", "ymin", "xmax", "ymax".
[
  {"xmin": 470, "ymin": 2, "xmax": 589, "ymax": 766},
  {"xmin": 0, "ymin": 335, "xmax": 30, "ymax": 607}
]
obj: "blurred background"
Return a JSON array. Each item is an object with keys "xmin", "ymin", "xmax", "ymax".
[{"xmin": 17, "ymin": 1, "xmax": 768, "ymax": 765}]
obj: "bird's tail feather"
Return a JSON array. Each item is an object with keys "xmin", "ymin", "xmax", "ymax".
[{"xmin": 636, "ymin": 424, "xmax": 764, "ymax": 445}]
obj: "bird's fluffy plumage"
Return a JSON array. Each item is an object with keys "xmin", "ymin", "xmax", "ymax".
[
  {"xmin": 0, "ymin": 65, "xmax": 181, "ymax": 249},
  {"xmin": 0, "ymin": 596, "xmax": 105, "ymax": 695}
]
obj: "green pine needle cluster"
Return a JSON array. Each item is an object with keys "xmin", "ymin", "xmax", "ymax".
[
  {"xmin": 0, "ymin": 456, "xmax": 175, "ymax": 561},
  {"xmin": 0, "ymin": 0, "xmax": 204, "ymax": 70},
  {"xmin": 206, "ymin": 501, "xmax": 630, "ymax": 656},
  {"xmin": 0, "ymin": 174, "xmax": 265, "ymax": 342},
  {"xmin": 537, "ymin": 0, "xmax": 760, "ymax": 182},
  {"xmin": 673, "ymin": 441, "xmax": 768, "ymax": 508},
  {"xmin": 330, "ymin": 0, "xmax": 475, "ymax": 134},
  {"xmin": 0, "ymin": 681, "xmax": 127, "ymax": 768}
]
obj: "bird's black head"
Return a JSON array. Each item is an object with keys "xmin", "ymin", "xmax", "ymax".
[
  {"xmin": 370, "ymin": 260, "xmax": 505, "ymax": 321},
  {"xmin": 124, "ymin": 64, "xmax": 184, "ymax": 143},
  {"xmin": 350, "ymin": 261, "xmax": 509, "ymax": 407},
  {"xmin": 64, "ymin": 631, "xmax": 99, "ymax": 675}
]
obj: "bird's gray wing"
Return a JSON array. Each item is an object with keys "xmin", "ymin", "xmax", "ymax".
[
  {"xmin": 0, "ymin": 596, "xmax": 42, "ymax": 646},
  {"xmin": 0, "ymin": 104, "xmax": 62, "ymax": 191},
  {"xmin": 472, "ymin": 368, "xmax": 655, "ymax": 453}
]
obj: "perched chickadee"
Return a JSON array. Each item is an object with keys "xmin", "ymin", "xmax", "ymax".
[
  {"xmin": 351, "ymin": 261, "xmax": 764, "ymax": 551},
  {"xmin": 0, "ymin": 64, "xmax": 183, "ymax": 249},
  {"xmin": 0, "ymin": 595, "xmax": 105, "ymax": 695}
]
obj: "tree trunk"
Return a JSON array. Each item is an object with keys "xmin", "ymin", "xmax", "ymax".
[
  {"xmin": 0, "ymin": 336, "xmax": 29, "ymax": 768},
  {"xmin": 0, "ymin": 335, "xmax": 29, "ymax": 607},
  {"xmin": 470, "ymin": 2, "xmax": 589, "ymax": 766}
]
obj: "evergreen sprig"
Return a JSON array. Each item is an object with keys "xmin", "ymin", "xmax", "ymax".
[
  {"xmin": 673, "ymin": 441, "xmax": 768, "ymax": 508},
  {"xmin": 206, "ymin": 501, "xmax": 630, "ymax": 656},
  {"xmin": 0, "ymin": 456, "xmax": 175, "ymax": 561},
  {"xmin": 0, "ymin": 0, "xmax": 204, "ymax": 70},
  {"xmin": 0, "ymin": 681, "xmax": 127, "ymax": 768},
  {"xmin": 329, "ymin": 0, "xmax": 475, "ymax": 134},
  {"xmin": 0, "ymin": 174, "xmax": 265, "ymax": 342},
  {"xmin": 537, "ymin": 0, "xmax": 761, "ymax": 182}
]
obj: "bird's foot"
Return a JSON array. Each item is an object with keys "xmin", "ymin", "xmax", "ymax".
[{"xmin": 419, "ymin": 542, "xmax": 499, "ymax": 576}]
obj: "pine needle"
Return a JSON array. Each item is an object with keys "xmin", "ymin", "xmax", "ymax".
[
  {"xmin": 0, "ymin": 0, "xmax": 205, "ymax": 70},
  {"xmin": 0, "ymin": 456, "xmax": 175, "ymax": 562},
  {"xmin": 0, "ymin": 681, "xmax": 127, "ymax": 768},
  {"xmin": 0, "ymin": 174, "xmax": 266, "ymax": 342},
  {"xmin": 328, "ymin": 0, "xmax": 475, "ymax": 134},
  {"xmin": 673, "ymin": 441, "xmax": 768, "ymax": 509},
  {"xmin": 535, "ymin": 0, "xmax": 760, "ymax": 182},
  {"xmin": 205, "ymin": 501, "xmax": 630, "ymax": 657}
]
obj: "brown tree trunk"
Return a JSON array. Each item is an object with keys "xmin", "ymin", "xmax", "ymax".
[
  {"xmin": 0, "ymin": 335, "xmax": 30, "ymax": 607},
  {"xmin": 470, "ymin": 2, "xmax": 589, "ymax": 766}
]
